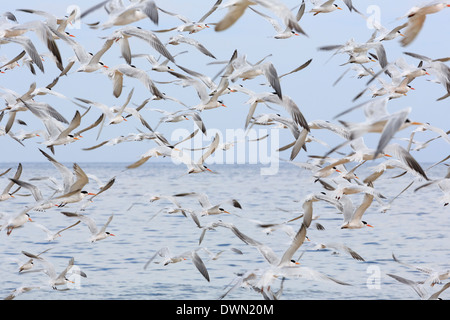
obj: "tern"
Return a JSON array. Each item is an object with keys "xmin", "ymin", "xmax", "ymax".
[
  {"xmin": 3, "ymin": 286, "xmax": 41, "ymax": 300},
  {"xmin": 144, "ymin": 247, "xmax": 210, "ymax": 282},
  {"xmin": 399, "ymin": 2, "xmax": 450, "ymax": 47},
  {"xmin": 16, "ymin": 8, "xmax": 78, "ymax": 38},
  {"xmin": 32, "ymin": 220, "xmax": 81, "ymax": 242},
  {"xmin": 99, "ymin": 26, "xmax": 175, "ymax": 65},
  {"xmin": 173, "ymin": 192, "xmax": 242, "ymax": 216},
  {"xmin": 155, "ymin": 0, "xmax": 222, "ymax": 34},
  {"xmin": 392, "ymin": 253, "xmax": 450, "ymax": 287},
  {"xmin": 21, "ymin": 252, "xmax": 87, "ymax": 290},
  {"xmin": 217, "ymin": 221, "xmax": 349, "ymax": 298},
  {"xmin": 0, "ymin": 206, "xmax": 33, "ymax": 236},
  {"xmin": 173, "ymin": 132, "xmax": 221, "ymax": 174},
  {"xmin": 13, "ymin": 248, "xmax": 52, "ymax": 273},
  {"xmin": 388, "ymin": 273, "xmax": 450, "ymax": 300},
  {"xmin": 339, "ymin": 192, "xmax": 374, "ymax": 229},
  {"xmin": 167, "ymin": 34, "xmax": 216, "ymax": 59},
  {"xmin": 82, "ymin": 0, "xmax": 159, "ymax": 29},
  {"xmin": 61, "ymin": 212, "xmax": 115, "ymax": 242},
  {"xmin": 0, "ymin": 163, "xmax": 22, "ymax": 201},
  {"xmin": 248, "ymin": 5, "xmax": 304, "ymax": 39},
  {"xmin": 309, "ymin": 0, "xmax": 343, "ymax": 15},
  {"xmin": 310, "ymin": 242, "xmax": 365, "ymax": 261},
  {"xmin": 215, "ymin": 0, "xmax": 307, "ymax": 36},
  {"xmin": 104, "ymin": 64, "xmax": 163, "ymax": 98}
]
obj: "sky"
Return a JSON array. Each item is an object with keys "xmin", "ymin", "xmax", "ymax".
[{"xmin": 0, "ymin": 0, "xmax": 449, "ymax": 166}]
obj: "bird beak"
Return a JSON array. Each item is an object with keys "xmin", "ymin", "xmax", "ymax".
[
  {"xmin": 103, "ymin": 65, "xmax": 109, "ymax": 68},
  {"xmin": 88, "ymin": 193, "xmax": 97, "ymax": 196},
  {"xmin": 206, "ymin": 168, "xmax": 212, "ymax": 172},
  {"xmin": 384, "ymin": 154, "xmax": 392, "ymax": 157},
  {"xmin": 337, "ymin": 7, "xmax": 343, "ymax": 10},
  {"xmin": 411, "ymin": 121, "xmax": 423, "ymax": 125},
  {"xmin": 295, "ymin": 261, "xmax": 300, "ymax": 265},
  {"xmin": 399, "ymin": 33, "xmax": 405, "ymax": 37},
  {"xmin": 294, "ymin": 33, "xmax": 299, "ymax": 36},
  {"xmin": 335, "ymin": 169, "xmax": 341, "ymax": 173},
  {"xmin": 110, "ymin": 233, "xmax": 116, "ymax": 236},
  {"xmin": 410, "ymin": 87, "xmax": 415, "ymax": 90},
  {"xmin": 221, "ymin": 103, "xmax": 227, "ymax": 107},
  {"xmin": 366, "ymin": 224, "xmax": 374, "ymax": 228},
  {"xmin": 28, "ymin": 217, "xmax": 33, "ymax": 222},
  {"xmin": 74, "ymin": 137, "xmax": 80, "ymax": 140},
  {"xmin": 224, "ymin": 210, "xmax": 231, "ymax": 214},
  {"xmin": 69, "ymin": 34, "xmax": 76, "ymax": 37}
]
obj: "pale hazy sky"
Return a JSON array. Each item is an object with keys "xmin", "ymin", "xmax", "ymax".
[{"xmin": 1, "ymin": 0, "xmax": 449, "ymax": 165}]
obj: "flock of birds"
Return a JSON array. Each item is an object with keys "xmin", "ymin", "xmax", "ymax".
[{"xmin": 0, "ymin": 0, "xmax": 449, "ymax": 300}]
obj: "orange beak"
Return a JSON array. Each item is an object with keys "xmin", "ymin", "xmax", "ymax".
[
  {"xmin": 337, "ymin": 7, "xmax": 342, "ymax": 10},
  {"xmin": 109, "ymin": 233, "xmax": 116, "ymax": 236},
  {"xmin": 88, "ymin": 193, "xmax": 97, "ymax": 196},
  {"xmin": 366, "ymin": 224, "xmax": 374, "ymax": 228},
  {"xmin": 384, "ymin": 154, "xmax": 392, "ymax": 157},
  {"xmin": 28, "ymin": 217, "xmax": 33, "ymax": 222},
  {"xmin": 411, "ymin": 122, "xmax": 423, "ymax": 125}
]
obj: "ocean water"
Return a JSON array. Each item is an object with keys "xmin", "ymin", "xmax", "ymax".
[{"xmin": 0, "ymin": 161, "xmax": 449, "ymax": 300}]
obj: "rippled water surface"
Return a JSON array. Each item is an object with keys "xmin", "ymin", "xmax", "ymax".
[{"xmin": 0, "ymin": 162, "xmax": 449, "ymax": 300}]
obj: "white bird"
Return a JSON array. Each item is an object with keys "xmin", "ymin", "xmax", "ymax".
[
  {"xmin": 99, "ymin": 26, "xmax": 175, "ymax": 66},
  {"xmin": 3, "ymin": 286, "xmax": 41, "ymax": 300},
  {"xmin": 167, "ymin": 34, "xmax": 216, "ymax": 59},
  {"xmin": 0, "ymin": 19, "xmax": 64, "ymax": 71},
  {"xmin": 392, "ymin": 253, "xmax": 450, "ymax": 287},
  {"xmin": 16, "ymin": 7, "xmax": 79, "ymax": 38},
  {"xmin": 11, "ymin": 248, "xmax": 52, "ymax": 274},
  {"xmin": 156, "ymin": 0, "xmax": 222, "ymax": 34},
  {"xmin": 309, "ymin": 0, "xmax": 343, "ymax": 15},
  {"xmin": 82, "ymin": 0, "xmax": 159, "ymax": 29},
  {"xmin": 230, "ymin": 56, "xmax": 283, "ymax": 99},
  {"xmin": 0, "ymin": 206, "xmax": 33, "ymax": 236},
  {"xmin": 173, "ymin": 132, "xmax": 221, "ymax": 174},
  {"xmin": 399, "ymin": 1, "xmax": 450, "ymax": 47},
  {"xmin": 215, "ymin": 0, "xmax": 307, "ymax": 36},
  {"xmin": 61, "ymin": 211, "xmax": 115, "ymax": 242},
  {"xmin": 339, "ymin": 193, "xmax": 374, "ymax": 229},
  {"xmin": 310, "ymin": 242, "xmax": 365, "ymax": 261},
  {"xmin": 388, "ymin": 273, "xmax": 450, "ymax": 300},
  {"xmin": 217, "ymin": 221, "xmax": 349, "ymax": 298},
  {"xmin": 0, "ymin": 163, "xmax": 22, "ymax": 201},
  {"xmin": 143, "ymin": 247, "xmax": 210, "ymax": 282},
  {"xmin": 54, "ymin": 28, "xmax": 110, "ymax": 73},
  {"xmin": 172, "ymin": 192, "xmax": 242, "ymax": 216},
  {"xmin": 37, "ymin": 149, "xmax": 97, "ymax": 206},
  {"xmin": 21, "ymin": 251, "xmax": 86, "ymax": 290},
  {"xmin": 415, "ymin": 167, "xmax": 450, "ymax": 206},
  {"xmin": 247, "ymin": 5, "xmax": 304, "ymax": 39},
  {"xmin": 104, "ymin": 64, "xmax": 163, "ymax": 99},
  {"xmin": 32, "ymin": 220, "xmax": 81, "ymax": 242}
]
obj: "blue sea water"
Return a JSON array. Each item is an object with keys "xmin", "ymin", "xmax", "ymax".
[{"xmin": 0, "ymin": 161, "xmax": 448, "ymax": 300}]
